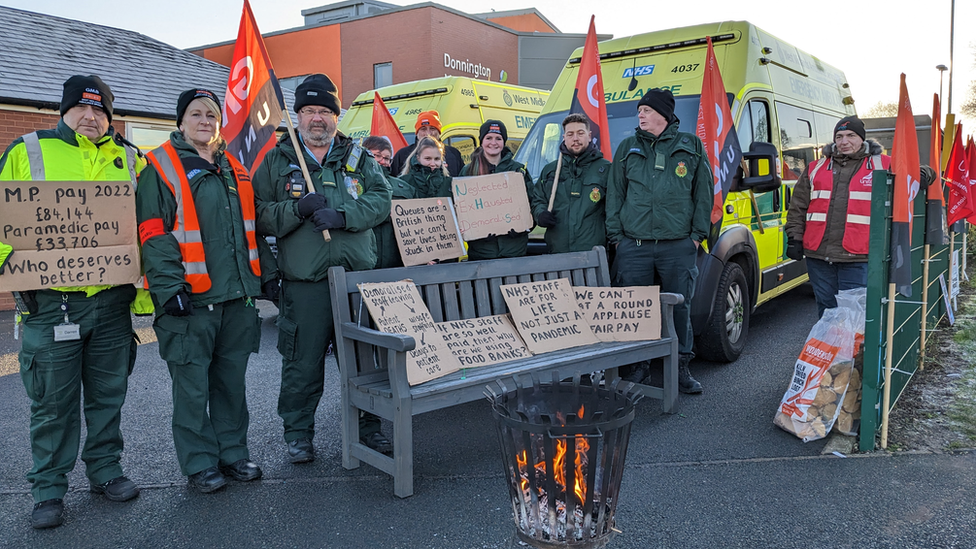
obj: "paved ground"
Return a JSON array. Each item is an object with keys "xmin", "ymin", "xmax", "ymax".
[{"xmin": 1, "ymin": 284, "xmax": 974, "ymax": 549}]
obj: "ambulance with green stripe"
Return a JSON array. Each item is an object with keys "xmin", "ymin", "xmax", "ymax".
[
  {"xmin": 338, "ymin": 76, "xmax": 549, "ymax": 162},
  {"xmin": 515, "ymin": 21, "xmax": 855, "ymax": 361}
]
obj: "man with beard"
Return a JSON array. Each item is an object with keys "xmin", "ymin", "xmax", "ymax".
[
  {"xmin": 253, "ymin": 74, "xmax": 393, "ymax": 463},
  {"xmin": 530, "ymin": 113, "xmax": 610, "ymax": 253}
]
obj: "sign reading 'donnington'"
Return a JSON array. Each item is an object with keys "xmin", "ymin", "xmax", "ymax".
[
  {"xmin": 1, "ymin": 180, "xmax": 141, "ymax": 291},
  {"xmin": 435, "ymin": 314, "xmax": 531, "ymax": 368},
  {"xmin": 357, "ymin": 280, "xmax": 460, "ymax": 385},
  {"xmin": 501, "ymin": 278, "xmax": 599, "ymax": 354},
  {"xmin": 391, "ymin": 198, "xmax": 464, "ymax": 266},
  {"xmin": 451, "ymin": 172, "xmax": 532, "ymax": 241},
  {"xmin": 574, "ymin": 286, "xmax": 661, "ymax": 342}
]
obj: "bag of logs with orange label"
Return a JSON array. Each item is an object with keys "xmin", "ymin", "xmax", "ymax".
[{"xmin": 774, "ymin": 289, "xmax": 864, "ymax": 442}]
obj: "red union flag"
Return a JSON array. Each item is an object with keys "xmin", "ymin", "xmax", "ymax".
[
  {"xmin": 568, "ymin": 16, "xmax": 611, "ymax": 159},
  {"xmin": 925, "ymin": 94, "xmax": 946, "ymax": 245},
  {"xmin": 696, "ymin": 36, "xmax": 742, "ymax": 249},
  {"xmin": 945, "ymin": 124, "xmax": 971, "ymax": 226},
  {"xmin": 222, "ymin": 0, "xmax": 285, "ymax": 174},
  {"xmin": 889, "ymin": 74, "xmax": 920, "ymax": 297},
  {"xmin": 371, "ymin": 92, "xmax": 407, "ymax": 153}
]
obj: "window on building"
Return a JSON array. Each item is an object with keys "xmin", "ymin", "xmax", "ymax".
[
  {"xmin": 374, "ymin": 63, "xmax": 392, "ymax": 89},
  {"xmin": 127, "ymin": 123, "xmax": 175, "ymax": 154}
]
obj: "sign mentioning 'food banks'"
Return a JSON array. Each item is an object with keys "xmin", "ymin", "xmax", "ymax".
[
  {"xmin": 0, "ymin": 180, "xmax": 141, "ymax": 291},
  {"xmin": 452, "ymin": 172, "xmax": 532, "ymax": 241},
  {"xmin": 358, "ymin": 280, "xmax": 460, "ymax": 385},
  {"xmin": 391, "ymin": 198, "xmax": 464, "ymax": 266},
  {"xmin": 435, "ymin": 314, "xmax": 531, "ymax": 367},
  {"xmin": 574, "ymin": 286, "xmax": 661, "ymax": 342},
  {"xmin": 501, "ymin": 278, "xmax": 599, "ymax": 354}
]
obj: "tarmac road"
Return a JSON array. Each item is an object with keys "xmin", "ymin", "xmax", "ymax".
[{"xmin": 1, "ymin": 284, "xmax": 974, "ymax": 549}]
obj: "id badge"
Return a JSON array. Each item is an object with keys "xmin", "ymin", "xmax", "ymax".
[{"xmin": 54, "ymin": 323, "xmax": 81, "ymax": 342}]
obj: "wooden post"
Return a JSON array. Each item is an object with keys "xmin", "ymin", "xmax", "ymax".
[
  {"xmin": 949, "ymin": 233, "xmax": 956, "ymax": 310},
  {"xmin": 880, "ymin": 282, "xmax": 897, "ymax": 449},
  {"xmin": 920, "ymin": 243, "xmax": 931, "ymax": 366},
  {"xmin": 546, "ymin": 153, "xmax": 564, "ymax": 212},
  {"xmin": 281, "ymin": 101, "xmax": 332, "ymax": 242}
]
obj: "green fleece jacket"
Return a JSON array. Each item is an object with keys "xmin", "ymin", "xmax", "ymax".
[{"xmin": 531, "ymin": 143, "xmax": 610, "ymax": 253}]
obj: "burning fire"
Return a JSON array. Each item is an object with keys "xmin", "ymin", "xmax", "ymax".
[{"xmin": 514, "ymin": 405, "xmax": 590, "ymax": 503}]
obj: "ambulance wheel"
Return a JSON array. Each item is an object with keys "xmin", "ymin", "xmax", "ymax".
[{"xmin": 697, "ymin": 262, "xmax": 750, "ymax": 363}]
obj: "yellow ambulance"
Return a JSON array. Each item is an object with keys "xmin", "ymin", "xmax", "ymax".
[
  {"xmin": 338, "ymin": 76, "xmax": 549, "ymax": 162},
  {"xmin": 515, "ymin": 21, "xmax": 856, "ymax": 361}
]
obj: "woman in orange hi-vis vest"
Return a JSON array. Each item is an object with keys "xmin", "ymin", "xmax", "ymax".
[{"xmin": 136, "ymin": 88, "xmax": 276, "ymax": 494}]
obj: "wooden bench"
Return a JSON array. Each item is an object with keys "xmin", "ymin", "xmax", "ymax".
[{"xmin": 328, "ymin": 246, "xmax": 681, "ymax": 497}]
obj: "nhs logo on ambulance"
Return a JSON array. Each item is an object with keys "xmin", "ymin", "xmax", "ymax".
[{"xmin": 622, "ymin": 65, "xmax": 655, "ymax": 78}]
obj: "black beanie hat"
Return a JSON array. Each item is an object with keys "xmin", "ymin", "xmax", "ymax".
[
  {"xmin": 176, "ymin": 88, "xmax": 222, "ymax": 127},
  {"xmin": 294, "ymin": 74, "xmax": 341, "ymax": 115},
  {"xmin": 637, "ymin": 88, "xmax": 675, "ymax": 123},
  {"xmin": 60, "ymin": 75, "xmax": 114, "ymax": 123},
  {"xmin": 479, "ymin": 119, "xmax": 508, "ymax": 144},
  {"xmin": 834, "ymin": 116, "xmax": 866, "ymax": 141}
]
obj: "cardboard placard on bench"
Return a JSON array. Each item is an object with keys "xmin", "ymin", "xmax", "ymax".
[
  {"xmin": 0, "ymin": 180, "xmax": 141, "ymax": 291},
  {"xmin": 391, "ymin": 197, "xmax": 465, "ymax": 266},
  {"xmin": 357, "ymin": 280, "xmax": 460, "ymax": 385},
  {"xmin": 574, "ymin": 286, "xmax": 661, "ymax": 341},
  {"xmin": 451, "ymin": 172, "xmax": 533, "ymax": 241},
  {"xmin": 501, "ymin": 277, "xmax": 599, "ymax": 354},
  {"xmin": 435, "ymin": 314, "xmax": 532, "ymax": 367}
]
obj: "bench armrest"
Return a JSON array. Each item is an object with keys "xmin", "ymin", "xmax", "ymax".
[
  {"xmin": 661, "ymin": 292, "xmax": 684, "ymax": 306},
  {"xmin": 340, "ymin": 322, "xmax": 416, "ymax": 352}
]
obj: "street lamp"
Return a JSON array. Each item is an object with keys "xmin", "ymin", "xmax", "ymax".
[{"xmin": 937, "ymin": 64, "xmax": 948, "ymax": 109}]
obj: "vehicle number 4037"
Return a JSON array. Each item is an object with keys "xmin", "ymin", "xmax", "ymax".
[{"xmin": 671, "ymin": 64, "xmax": 700, "ymax": 73}]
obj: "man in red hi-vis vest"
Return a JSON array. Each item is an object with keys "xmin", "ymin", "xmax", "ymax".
[{"xmin": 786, "ymin": 116, "xmax": 887, "ymax": 317}]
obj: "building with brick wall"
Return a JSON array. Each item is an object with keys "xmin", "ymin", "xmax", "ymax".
[
  {"xmin": 0, "ymin": 6, "xmax": 296, "ymax": 311},
  {"xmin": 189, "ymin": 1, "xmax": 607, "ymax": 109}
]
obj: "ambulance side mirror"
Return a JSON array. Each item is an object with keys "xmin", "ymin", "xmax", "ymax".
[{"xmin": 736, "ymin": 141, "xmax": 781, "ymax": 193}]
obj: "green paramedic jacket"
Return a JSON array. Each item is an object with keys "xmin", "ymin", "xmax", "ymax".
[
  {"xmin": 606, "ymin": 123, "xmax": 713, "ymax": 245},
  {"xmin": 531, "ymin": 143, "xmax": 610, "ymax": 254},
  {"xmin": 253, "ymin": 132, "xmax": 392, "ymax": 281},
  {"xmin": 136, "ymin": 131, "xmax": 276, "ymax": 309}
]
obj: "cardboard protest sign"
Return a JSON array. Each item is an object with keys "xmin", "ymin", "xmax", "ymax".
[
  {"xmin": 391, "ymin": 198, "xmax": 464, "ymax": 266},
  {"xmin": 451, "ymin": 172, "xmax": 532, "ymax": 241},
  {"xmin": 435, "ymin": 314, "xmax": 532, "ymax": 367},
  {"xmin": 357, "ymin": 279, "xmax": 460, "ymax": 385},
  {"xmin": 574, "ymin": 286, "xmax": 661, "ymax": 342},
  {"xmin": 1, "ymin": 180, "xmax": 140, "ymax": 291},
  {"xmin": 501, "ymin": 278, "xmax": 599, "ymax": 354}
]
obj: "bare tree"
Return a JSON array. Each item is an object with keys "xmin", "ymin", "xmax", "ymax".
[
  {"xmin": 959, "ymin": 44, "xmax": 976, "ymax": 119},
  {"xmin": 864, "ymin": 101, "xmax": 899, "ymax": 118}
]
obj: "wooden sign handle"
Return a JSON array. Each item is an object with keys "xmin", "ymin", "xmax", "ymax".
[
  {"xmin": 547, "ymin": 153, "xmax": 564, "ymax": 212},
  {"xmin": 283, "ymin": 110, "xmax": 331, "ymax": 242}
]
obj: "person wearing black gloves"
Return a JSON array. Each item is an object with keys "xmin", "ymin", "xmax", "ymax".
[
  {"xmin": 252, "ymin": 74, "xmax": 393, "ymax": 463},
  {"xmin": 460, "ymin": 120, "xmax": 534, "ymax": 260},
  {"xmin": 530, "ymin": 113, "xmax": 610, "ymax": 254},
  {"xmin": 137, "ymin": 88, "xmax": 276, "ymax": 493},
  {"xmin": 785, "ymin": 116, "xmax": 888, "ymax": 318}
]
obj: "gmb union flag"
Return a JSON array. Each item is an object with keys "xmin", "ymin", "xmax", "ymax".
[
  {"xmin": 569, "ymin": 16, "xmax": 612, "ymax": 160},
  {"xmin": 222, "ymin": 0, "xmax": 285, "ymax": 174},
  {"xmin": 925, "ymin": 93, "xmax": 946, "ymax": 246},
  {"xmin": 696, "ymin": 36, "xmax": 742, "ymax": 249},
  {"xmin": 890, "ymin": 74, "xmax": 920, "ymax": 297}
]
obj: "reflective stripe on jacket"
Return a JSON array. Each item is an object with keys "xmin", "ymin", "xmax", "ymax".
[
  {"xmin": 802, "ymin": 153, "xmax": 890, "ymax": 255},
  {"xmin": 145, "ymin": 141, "xmax": 261, "ymax": 293}
]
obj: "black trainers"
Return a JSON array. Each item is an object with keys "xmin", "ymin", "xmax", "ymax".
[
  {"xmin": 31, "ymin": 499, "xmax": 64, "ymax": 529},
  {"xmin": 287, "ymin": 438, "xmax": 315, "ymax": 464},
  {"xmin": 187, "ymin": 467, "xmax": 227, "ymax": 493},
  {"xmin": 90, "ymin": 476, "xmax": 140, "ymax": 502},
  {"xmin": 360, "ymin": 432, "xmax": 393, "ymax": 455},
  {"xmin": 220, "ymin": 459, "xmax": 262, "ymax": 482}
]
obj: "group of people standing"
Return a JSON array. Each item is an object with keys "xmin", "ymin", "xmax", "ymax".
[{"xmin": 2, "ymin": 70, "xmax": 884, "ymax": 531}]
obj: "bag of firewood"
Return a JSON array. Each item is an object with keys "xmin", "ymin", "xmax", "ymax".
[
  {"xmin": 833, "ymin": 288, "xmax": 866, "ymax": 436},
  {"xmin": 774, "ymin": 296, "xmax": 858, "ymax": 442}
]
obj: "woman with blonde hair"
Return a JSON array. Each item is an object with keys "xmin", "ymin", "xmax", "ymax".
[
  {"xmin": 400, "ymin": 136, "xmax": 452, "ymax": 198},
  {"xmin": 136, "ymin": 89, "xmax": 275, "ymax": 493}
]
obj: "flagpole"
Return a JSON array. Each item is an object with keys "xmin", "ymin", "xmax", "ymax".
[
  {"xmin": 547, "ymin": 153, "xmax": 564, "ymax": 212},
  {"xmin": 280, "ymin": 97, "xmax": 331, "ymax": 243},
  {"xmin": 920, "ymin": 243, "xmax": 931, "ymax": 365},
  {"xmin": 880, "ymin": 282, "xmax": 897, "ymax": 449}
]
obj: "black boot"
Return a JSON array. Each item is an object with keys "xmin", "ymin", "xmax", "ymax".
[
  {"xmin": 678, "ymin": 355, "xmax": 702, "ymax": 394},
  {"xmin": 620, "ymin": 361, "xmax": 650, "ymax": 384}
]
